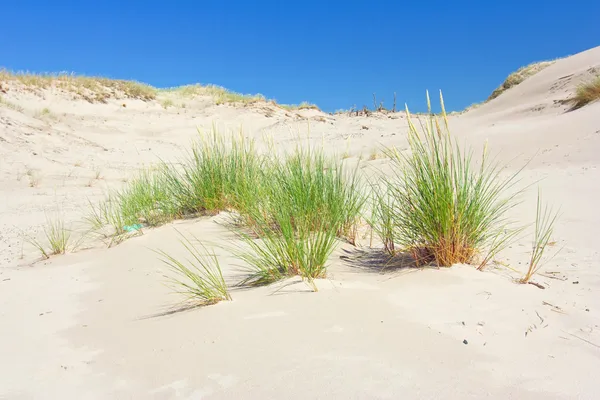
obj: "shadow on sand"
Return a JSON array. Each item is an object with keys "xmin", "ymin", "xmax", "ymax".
[{"xmin": 338, "ymin": 247, "xmax": 431, "ymax": 275}]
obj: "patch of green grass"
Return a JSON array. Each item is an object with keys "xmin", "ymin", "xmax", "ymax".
[
  {"xmin": 569, "ymin": 75, "xmax": 600, "ymax": 110},
  {"xmin": 157, "ymin": 231, "xmax": 231, "ymax": 306},
  {"xmin": 160, "ymin": 130, "xmax": 264, "ymax": 217},
  {"xmin": 234, "ymin": 147, "xmax": 364, "ymax": 289},
  {"xmin": 520, "ymin": 190, "xmax": 560, "ymax": 283},
  {"xmin": 375, "ymin": 91, "xmax": 524, "ymax": 267},
  {"xmin": 115, "ymin": 169, "xmax": 179, "ymax": 227}
]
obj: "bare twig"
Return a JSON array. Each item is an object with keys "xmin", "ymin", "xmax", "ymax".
[{"xmin": 561, "ymin": 330, "xmax": 600, "ymax": 349}]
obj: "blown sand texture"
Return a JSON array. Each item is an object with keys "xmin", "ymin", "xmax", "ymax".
[{"xmin": 1, "ymin": 46, "xmax": 600, "ymax": 399}]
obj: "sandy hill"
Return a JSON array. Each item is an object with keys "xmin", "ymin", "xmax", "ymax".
[{"xmin": 0, "ymin": 46, "xmax": 599, "ymax": 399}]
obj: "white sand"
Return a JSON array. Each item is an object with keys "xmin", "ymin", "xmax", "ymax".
[{"xmin": 1, "ymin": 46, "xmax": 599, "ymax": 399}]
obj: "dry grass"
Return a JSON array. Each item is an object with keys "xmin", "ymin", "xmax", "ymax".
[
  {"xmin": 568, "ymin": 76, "xmax": 600, "ymax": 110},
  {"xmin": 487, "ymin": 60, "xmax": 555, "ymax": 101},
  {"xmin": 279, "ymin": 101, "xmax": 320, "ymax": 111},
  {"xmin": 160, "ymin": 84, "xmax": 267, "ymax": 106},
  {"xmin": 0, "ymin": 69, "xmax": 157, "ymax": 102}
]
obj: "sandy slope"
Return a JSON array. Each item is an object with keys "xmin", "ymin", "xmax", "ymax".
[{"xmin": 1, "ymin": 47, "xmax": 599, "ymax": 399}]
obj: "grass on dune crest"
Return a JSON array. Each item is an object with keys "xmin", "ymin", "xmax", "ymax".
[
  {"xmin": 0, "ymin": 69, "xmax": 157, "ymax": 102},
  {"xmin": 568, "ymin": 75, "xmax": 600, "ymax": 110},
  {"xmin": 278, "ymin": 101, "xmax": 320, "ymax": 111},
  {"xmin": 372, "ymin": 91, "xmax": 525, "ymax": 267},
  {"xmin": 487, "ymin": 60, "xmax": 555, "ymax": 101},
  {"xmin": 160, "ymin": 84, "xmax": 267, "ymax": 105},
  {"xmin": 157, "ymin": 231, "xmax": 232, "ymax": 306}
]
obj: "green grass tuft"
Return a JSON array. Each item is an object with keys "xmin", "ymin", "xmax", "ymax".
[
  {"xmin": 157, "ymin": 231, "xmax": 231, "ymax": 305},
  {"xmin": 234, "ymin": 147, "xmax": 364, "ymax": 289}
]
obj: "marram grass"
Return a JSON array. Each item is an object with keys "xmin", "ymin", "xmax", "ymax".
[
  {"xmin": 569, "ymin": 75, "xmax": 600, "ymax": 110},
  {"xmin": 374, "ymin": 91, "xmax": 524, "ymax": 267},
  {"xmin": 233, "ymin": 147, "xmax": 363, "ymax": 290}
]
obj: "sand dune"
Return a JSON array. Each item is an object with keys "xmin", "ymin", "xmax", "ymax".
[{"xmin": 1, "ymin": 47, "xmax": 599, "ymax": 399}]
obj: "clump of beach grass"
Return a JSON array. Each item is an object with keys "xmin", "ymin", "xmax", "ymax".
[
  {"xmin": 373, "ymin": 91, "xmax": 524, "ymax": 267},
  {"xmin": 568, "ymin": 75, "xmax": 600, "ymax": 110},
  {"xmin": 234, "ymin": 146, "xmax": 364, "ymax": 290},
  {"xmin": 520, "ymin": 190, "xmax": 560, "ymax": 284},
  {"xmin": 487, "ymin": 60, "xmax": 555, "ymax": 101},
  {"xmin": 161, "ymin": 99, "xmax": 174, "ymax": 109},
  {"xmin": 157, "ymin": 231, "xmax": 231, "ymax": 306},
  {"xmin": 160, "ymin": 129, "xmax": 264, "ymax": 217}
]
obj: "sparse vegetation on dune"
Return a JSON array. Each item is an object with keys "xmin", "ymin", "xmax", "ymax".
[
  {"xmin": 568, "ymin": 75, "xmax": 600, "ymax": 110},
  {"xmin": 1, "ymin": 69, "xmax": 324, "ymax": 109},
  {"xmin": 0, "ymin": 95, "xmax": 25, "ymax": 112},
  {"xmin": 278, "ymin": 101, "xmax": 320, "ymax": 111},
  {"xmin": 23, "ymin": 87, "xmax": 555, "ymax": 301},
  {"xmin": 82, "ymin": 128, "xmax": 362, "ymax": 293},
  {"xmin": 160, "ymin": 84, "xmax": 267, "ymax": 105}
]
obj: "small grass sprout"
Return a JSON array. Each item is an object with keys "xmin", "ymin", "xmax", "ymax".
[{"xmin": 520, "ymin": 190, "xmax": 560, "ymax": 284}]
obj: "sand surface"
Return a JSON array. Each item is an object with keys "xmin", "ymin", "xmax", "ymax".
[{"xmin": 1, "ymin": 47, "xmax": 600, "ymax": 399}]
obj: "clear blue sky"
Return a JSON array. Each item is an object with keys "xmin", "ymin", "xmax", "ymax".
[{"xmin": 1, "ymin": 0, "xmax": 599, "ymax": 112}]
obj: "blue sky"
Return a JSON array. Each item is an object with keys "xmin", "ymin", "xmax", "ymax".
[{"xmin": 1, "ymin": 0, "xmax": 599, "ymax": 112}]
